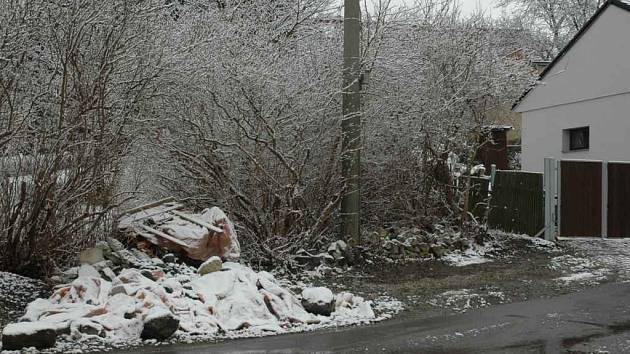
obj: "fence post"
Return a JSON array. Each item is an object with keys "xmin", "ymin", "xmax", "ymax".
[
  {"xmin": 602, "ymin": 161, "xmax": 608, "ymax": 239},
  {"xmin": 490, "ymin": 164, "xmax": 497, "ymax": 191},
  {"xmin": 544, "ymin": 158, "xmax": 557, "ymax": 241}
]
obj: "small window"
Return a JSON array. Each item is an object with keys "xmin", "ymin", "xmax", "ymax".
[{"xmin": 568, "ymin": 127, "xmax": 589, "ymax": 151}]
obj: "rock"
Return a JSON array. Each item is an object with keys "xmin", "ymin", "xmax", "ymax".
[
  {"xmin": 116, "ymin": 249, "xmax": 143, "ymax": 268},
  {"xmin": 162, "ymin": 253, "xmax": 178, "ymax": 263},
  {"xmin": 71, "ymin": 319, "xmax": 105, "ymax": 338},
  {"xmin": 327, "ymin": 240, "xmax": 349, "ymax": 261},
  {"xmin": 141, "ymin": 269, "xmax": 165, "ymax": 281},
  {"xmin": 132, "ymin": 248, "xmax": 152, "ymax": 263},
  {"xmin": 416, "ymin": 243, "xmax": 431, "ymax": 258},
  {"xmin": 301, "ymin": 287, "xmax": 335, "ymax": 316},
  {"xmin": 79, "ymin": 248, "xmax": 105, "ymax": 265},
  {"xmin": 453, "ymin": 238, "xmax": 472, "ymax": 251},
  {"xmin": 141, "ymin": 307, "xmax": 179, "ymax": 341},
  {"xmin": 100, "ymin": 267, "xmax": 117, "ymax": 282},
  {"xmin": 78, "ymin": 264, "xmax": 101, "ymax": 278},
  {"xmin": 107, "ymin": 237, "xmax": 126, "ymax": 252},
  {"xmin": 92, "ymin": 260, "xmax": 114, "ymax": 271},
  {"xmin": 430, "ymin": 244, "xmax": 447, "ymax": 259},
  {"xmin": 1, "ymin": 322, "xmax": 57, "ymax": 350},
  {"xmin": 198, "ymin": 256, "xmax": 223, "ymax": 275}
]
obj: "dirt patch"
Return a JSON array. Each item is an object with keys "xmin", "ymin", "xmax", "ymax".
[{"xmin": 312, "ymin": 234, "xmax": 619, "ymax": 318}]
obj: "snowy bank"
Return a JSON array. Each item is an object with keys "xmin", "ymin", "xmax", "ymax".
[{"xmin": 0, "ymin": 249, "xmax": 388, "ymax": 352}]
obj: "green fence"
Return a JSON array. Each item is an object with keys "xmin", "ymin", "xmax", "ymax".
[{"xmin": 488, "ymin": 171, "xmax": 544, "ymax": 236}]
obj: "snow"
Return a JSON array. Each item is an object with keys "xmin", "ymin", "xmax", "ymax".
[
  {"xmin": 1, "ymin": 260, "xmax": 397, "ymax": 352},
  {"xmin": 302, "ymin": 287, "xmax": 334, "ymax": 304},
  {"xmin": 442, "ymin": 243, "xmax": 496, "ymax": 267},
  {"xmin": 2, "ymin": 321, "xmax": 56, "ymax": 336},
  {"xmin": 556, "ymin": 272, "xmax": 603, "ymax": 283}
]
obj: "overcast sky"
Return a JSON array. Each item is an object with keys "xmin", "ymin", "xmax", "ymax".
[{"xmin": 339, "ymin": 0, "xmax": 499, "ymax": 16}]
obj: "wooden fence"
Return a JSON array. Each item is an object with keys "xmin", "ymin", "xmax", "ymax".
[{"xmin": 487, "ymin": 170, "xmax": 544, "ymax": 236}]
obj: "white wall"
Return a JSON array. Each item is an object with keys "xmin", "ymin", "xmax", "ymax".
[
  {"xmin": 522, "ymin": 92, "xmax": 630, "ymax": 172},
  {"xmin": 516, "ymin": 5, "xmax": 630, "ymax": 113}
]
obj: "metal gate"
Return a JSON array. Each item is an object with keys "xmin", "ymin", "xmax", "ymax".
[{"xmin": 559, "ymin": 160, "xmax": 602, "ymax": 237}]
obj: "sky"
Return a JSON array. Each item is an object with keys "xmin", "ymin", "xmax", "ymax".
[{"xmin": 338, "ymin": 0, "xmax": 500, "ymax": 16}]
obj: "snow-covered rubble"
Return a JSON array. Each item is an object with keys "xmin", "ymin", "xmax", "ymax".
[{"xmin": 0, "ymin": 241, "xmax": 383, "ymax": 352}]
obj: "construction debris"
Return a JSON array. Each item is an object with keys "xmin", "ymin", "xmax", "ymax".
[{"xmin": 117, "ymin": 198, "xmax": 240, "ymax": 261}]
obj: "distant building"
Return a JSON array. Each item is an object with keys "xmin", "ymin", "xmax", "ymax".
[{"xmin": 514, "ymin": 0, "xmax": 630, "ymax": 172}]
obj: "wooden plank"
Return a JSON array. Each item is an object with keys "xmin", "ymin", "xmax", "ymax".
[
  {"xmin": 122, "ymin": 197, "xmax": 176, "ymax": 216},
  {"xmin": 118, "ymin": 203, "xmax": 184, "ymax": 229},
  {"xmin": 560, "ymin": 160, "xmax": 602, "ymax": 237},
  {"xmin": 139, "ymin": 225, "xmax": 189, "ymax": 248},
  {"xmin": 608, "ymin": 162, "xmax": 630, "ymax": 238},
  {"xmin": 170, "ymin": 210, "xmax": 223, "ymax": 233}
]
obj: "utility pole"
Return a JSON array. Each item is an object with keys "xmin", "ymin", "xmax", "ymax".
[{"xmin": 341, "ymin": 0, "xmax": 361, "ymax": 244}]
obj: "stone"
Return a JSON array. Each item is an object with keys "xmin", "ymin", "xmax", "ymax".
[
  {"xmin": 197, "ymin": 256, "xmax": 223, "ymax": 275},
  {"xmin": 162, "ymin": 253, "xmax": 178, "ymax": 263},
  {"xmin": 107, "ymin": 237, "xmax": 126, "ymax": 252},
  {"xmin": 100, "ymin": 267, "xmax": 117, "ymax": 282},
  {"xmin": 416, "ymin": 243, "xmax": 431, "ymax": 258},
  {"xmin": 92, "ymin": 260, "xmax": 114, "ymax": 271},
  {"xmin": 453, "ymin": 238, "xmax": 472, "ymax": 251},
  {"xmin": 71, "ymin": 319, "xmax": 105, "ymax": 338},
  {"xmin": 430, "ymin": 244, "xmax": 447, "ymax": 259},
  {"xmin": 132, "ymin": 248, "xmax": 152, "ymax": 263},
  {"xmin": 1, "ymin": 322, "xmax": 57, "ymax": 350},
  {"xmin": 141, "ymin": 308, "xmax": 179, "ymax": 341},
  {"xmin": 116, "ymin": 249, "xmax": 143, "ymax": 268},
  {"xmin": 78, "ymin": 264, "xmax": 101, "ymax": 278},
  {"xmin": 301, "ymin": 287, "xmax": 335, "ymax": 316},
  {"xmin": 79, "ymin": 248, "xmax": 105, "ymax": 265}
]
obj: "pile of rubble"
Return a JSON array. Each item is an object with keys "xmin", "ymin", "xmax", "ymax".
[
  {"xmin": 1, "ymin": 218, "xmax": 375, "ymax": 351},
  {"xmin": 368, "ymin": 226, "xmax": 489, "ymax": 261}
]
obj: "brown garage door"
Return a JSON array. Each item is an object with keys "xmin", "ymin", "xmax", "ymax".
[
  {"xmin": 608, "ymin": 162, "xmax": 630, "ymax": 238},
  {"xmin": 560, "ymin": 160, "xmax": 602, "ymax": 237}
]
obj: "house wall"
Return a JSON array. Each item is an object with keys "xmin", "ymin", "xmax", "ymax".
[
  {"xmin": 522, "ymin": 92, "xmax": 630, "ymax": 172},
  {"xmin": 516, "ymin": 5, "xmax": 630, "ymax": 113}
]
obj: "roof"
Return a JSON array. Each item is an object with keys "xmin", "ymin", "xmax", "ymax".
[{"xmin": 513, "ymin": 0, "xmax": 630, "ymax": 111}]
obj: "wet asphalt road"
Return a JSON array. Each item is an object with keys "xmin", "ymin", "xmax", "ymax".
[{"xmin": 116, "ymin": 282, "xmax": 630, "ymax": 354}]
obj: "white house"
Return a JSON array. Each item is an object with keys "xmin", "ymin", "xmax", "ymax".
[{"xmin": 514, "ymin": 0, "xmax": 630, "ymax": 172}]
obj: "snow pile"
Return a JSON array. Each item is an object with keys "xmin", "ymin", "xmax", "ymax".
[{"xmin": 2, "ymin": 260, "xmax": 378, "ymax": 351}]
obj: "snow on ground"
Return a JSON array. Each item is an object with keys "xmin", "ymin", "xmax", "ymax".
[
  {"xmin": 0, "ymin": 272, "xmax": 49, "ymax": 329},
  {"xmin": 565, "ymin": 239, "xmax": 630, "ymax": 281},
  {"xmin": 442, "ymin": 243, "xmax": 497, "ymax": 267},
  {"xmin": 549, "ymin": 250, "xmax": 609, "ymax": 284},
  {"xmin": 0, "ymin": 261, "xmax": 401, "ymax": 353},
  {"xmin": 428, "ymin": 289, "xmax": 507, "ymax": 313}
]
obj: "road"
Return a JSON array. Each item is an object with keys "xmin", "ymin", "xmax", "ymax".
[{"xmin": 118, "ymin": 282, "xmax": 630, "ymax": 353}]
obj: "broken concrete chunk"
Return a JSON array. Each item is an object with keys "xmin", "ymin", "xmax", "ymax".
[
  {"xmin": 301, "ymin": 287, "xmax": 335, "ymax": 316},
  {"xmin": 79, "ymin": 248, "xmax": 105, "ymax": 265},
  {"xmin": 141, "ymin": 307, "xmax": 179, "ymax": 341},
  {"xmin": 78, "ymin": 264, "xmax": 101, "ymax": 278},
  {"xmin": 1, "ymin": 322, "xmax": 57, "ymax": 350},
  {"xmin": 198, "ymin": 256, "xmax": 223, "ymax": 275}
]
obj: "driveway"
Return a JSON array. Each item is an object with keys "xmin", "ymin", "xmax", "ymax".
[{"xmin": 114, "ymin": 282, "xmax": 630, "ymax": 354}]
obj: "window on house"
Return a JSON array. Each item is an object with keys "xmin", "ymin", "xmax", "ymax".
[{"xmin": 565, "ymin": 126, "xmax": 590, "ymax": 151}]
